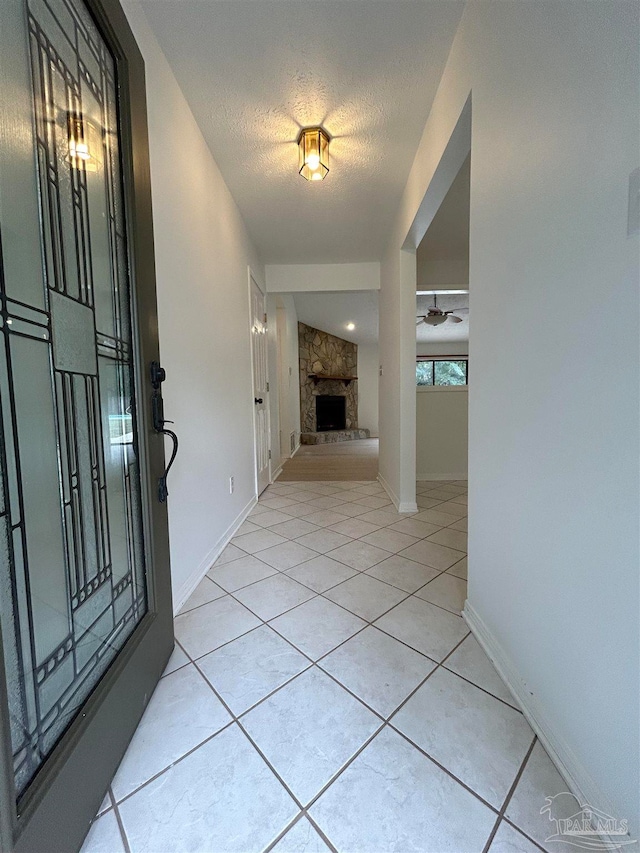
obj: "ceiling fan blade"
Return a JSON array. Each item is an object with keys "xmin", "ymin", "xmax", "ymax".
[
  {"xmin": 448, "ymin": 314, "xmax": 464, "ymax": 323},
  {"xmin": 416, "ymin": 317, "xmax": 425, "ymax": 325}
]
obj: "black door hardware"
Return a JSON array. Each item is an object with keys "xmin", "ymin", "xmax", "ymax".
[
  {"xmin": 150, "ymin": 360, "xmax": 178, "ymax": 503},
  {"xmin": 254, "ymin": 397, "xmax": 263, "ymax": 404}
]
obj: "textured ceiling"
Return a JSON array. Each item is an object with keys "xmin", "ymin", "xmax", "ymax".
[
  {"xmin": 137, "ymin": 0, "xmax": 464, "ymax": 264},
  {"xmin": 416, "ymin": 293, "xmax": 469, "ymax": 344},
  {"xmin": 291, "ymin": 290, "xmax": 379, "ymax": 345}
]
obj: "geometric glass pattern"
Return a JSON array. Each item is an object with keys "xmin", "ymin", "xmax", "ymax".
[{"xmin": 0, "ymin": 0, "xmax": 147, "ymax": 798}]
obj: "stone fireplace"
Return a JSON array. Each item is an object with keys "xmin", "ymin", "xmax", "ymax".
[{"xmin": 298, "ymin": 322, "xmax": 358, "ymax": 434}]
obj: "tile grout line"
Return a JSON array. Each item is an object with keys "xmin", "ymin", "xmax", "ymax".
[
  {"xmin": 155, "ymin": 640, "xmax": 323, "ymax": 822},
  {"xmin": 172, "ymin": 619, "xmax": 513, "ymax": 843},
  {"xmin": 117, "ymin": 597, "xmax": 483, "ymax": 831},
  {"xmin": 181, "ymin": 541, "xmax": 466, "ymax": 620},
  {"xmin": 176, "ymin": 505, "xmax": 474, "ymax": 703},
  {"xmin": 176, "ymin": 493, "xmax": 468, "ymax": 682},
  {"xmin": 250, "ymin": 501, "xmax": 468, "ymax": 536},
  {"xmin": 247, "ymin": 516, "xmax": 467, "ymax": 554},
  {"xmin": 438, "ymin": 660, "xmax": 523, "ymax": 713},
  {"xmin": 301, "ymin": 813, "xmax": 340, "ymax": 853},
  {"xmin": 289, "ymin": 631, "xmax": 504, "ymax": 830},
  {"xmin": 500, "ymin": 815, "xmax": 549, "ymax": 853},
  {"xmin": 223, "ymin": 519, "xmax": 400, "ymax": 575},
  {"xmin": 248, "ymin": 490, "xmax": 466, "ymax": 530},
  {"xmin": 383, "ymin": 629, "xmax": 471, "ymax": 727},
  {"xmin": 262, "ymin": 812, "xmax": 339, "ymax": 853},
  {"xmin": 480, "ymin": 736, "xmax": 541, "ymax": 853},
  {"xmin": 204, "ymin": 556, "xmax": 387, "ymax": 627},
  {"xmin": 109, "ymin": 481, "xmax": 473, "ymax": 850},
  {"xmin": 181, "ymin": 569, "xmax": 460, "ymax": 719},
  {"xmin": 112, "ymin": 713, "xmax": 238, "ymax": 809},
  {"xmin": 179, "ymin": 633, "xmax": 398, "ymax": 852},
  {"xmin": 212, "ymin": 561, "xmax": 465, "ymax": 673},
  {"xmin": 203, "ymin": 535, "xmax": 466, "ymax": 623},
  {"xmin": 109, "ymin": 788, "xmax": 131, "ymax": 853}
]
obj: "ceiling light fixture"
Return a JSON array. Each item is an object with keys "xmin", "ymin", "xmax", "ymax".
[
  {"xmin": 346, "ymin": 322, "xmax": 355, "ymax": 331},
  {"xmin": 421, "ymin": 314, "xmax": 448, "ymax": 326},
  {"xmin": 416, "ymin": 294, "xmax": 467, "ymax": 327},
  {"xmin": 298, "ymin": 127, "xmax": 330, "ymax": 182}
]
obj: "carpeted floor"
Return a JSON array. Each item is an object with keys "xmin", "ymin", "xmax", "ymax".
[{"xmin": 277, "ymin": 438, "xmax": 379, "ymax": 482}]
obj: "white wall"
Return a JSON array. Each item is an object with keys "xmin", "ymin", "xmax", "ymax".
[
  {"xmin": 357, "ymin": 343, "xmax": 379, "ymax": 436},
  {"xmin": 416, "ymin": 341, "xmax": 468, "ymax": 357},
  {"xmin": 416, "ymin": 387, "xmax": 467, "ymax": 480},
  {"xmin": 379, "ymin": 249, "xmax": 420, "ymax": 512},
  {"xmin": 122, "ymin": 2, "xmax": 264, "ymax": 612},
  {"xmin": 380, "ymin": 0, "xmax": 639, "ymax": 836},
  {"xmin": 416, "ymin": 256, "xmax": 468, "ymax": 290},
  {"xmin": 266, "ymin": 262, "xmax": 380, "ymax": 293}
]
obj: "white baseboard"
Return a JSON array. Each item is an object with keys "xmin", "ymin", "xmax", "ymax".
[
  {"xmin": 281, "ymin": 443, "xmax": 301, "ymax": 461},
  {"xmin": 463, "ymin": 601, "xmax": 632, "ymax": 843},
  {"xmin": 398, "ymin": 499, "xmax": 419, "ymax": 513},
  {"xmin": 172, "ymin": 494, "xmax": 257, "ymax": 615},
  {"xmin": 417, "ymin": 472, "xmax": 467, "ymax": 481},
  {"xmin": 378, "ymin": 471, "xmax": 399, "ymax": 508},
  {"xmin": 270, "ymin": 464, "xmax": 283, "ymax": 482},
  {"xmin": 378, "ymin": 472, "xmax": 418, "ymax": 514}
]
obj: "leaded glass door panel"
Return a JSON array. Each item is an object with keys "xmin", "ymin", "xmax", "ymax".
[{"xmin": 0, "ymin": 0, "xmax": 173, "ymax": 850}]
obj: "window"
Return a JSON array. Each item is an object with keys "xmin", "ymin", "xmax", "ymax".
[
  {"xmin": 416, "ymin": 361, "xmax": 434, "ymax": 386},
  {"xmin": 416, "ymin": 358, "xmax": 468, "ymax": 386}
]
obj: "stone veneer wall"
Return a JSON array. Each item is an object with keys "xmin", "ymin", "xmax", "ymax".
[{"xmin": 299, "ymin": 322, "xmax": 358, "ymax": 433}]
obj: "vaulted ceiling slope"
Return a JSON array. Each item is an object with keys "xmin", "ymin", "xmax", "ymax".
[
  {"xmin": 137, "ymin": 0, "xmax": 464, "ymax": 264},
  {"xmin": 292, "ymin": 290, "xmax": 379, "ymax": 346},
  {"xmin": 417, "ymin": 153, "xmax": 470, "ymax": 290}
]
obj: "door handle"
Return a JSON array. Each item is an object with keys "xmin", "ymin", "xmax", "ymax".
[
  {"xmin": 254, "ymin": 397, "xmax": 263, "ymax": 405},
  {"xmin": 150, "ymin": 361, "xmax": 178, "ymax": 503}
]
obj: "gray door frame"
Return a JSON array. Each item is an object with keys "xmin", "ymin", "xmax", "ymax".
[{"xmin": 0, "ymin": 0, "xmax": 173, "ymax": 850}]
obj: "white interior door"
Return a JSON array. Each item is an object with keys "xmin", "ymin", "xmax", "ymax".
[{"xmin": 250, "ymin": 277, "xmax": 270, "ymax": 494}]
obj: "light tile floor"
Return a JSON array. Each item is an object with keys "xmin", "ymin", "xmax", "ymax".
[{"xmin": 83, "ymin": 479, "xmax": 577, "ymax": 853}]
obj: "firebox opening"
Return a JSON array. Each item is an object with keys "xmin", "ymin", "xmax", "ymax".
[{"xmin": 316, "ymin": 395, "xmax": 346, "ymax": 431}]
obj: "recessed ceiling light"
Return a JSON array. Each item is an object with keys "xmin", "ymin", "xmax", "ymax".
[{"xmin": 346, "ymin": 322, "xmax": 355, "ymax": 331}]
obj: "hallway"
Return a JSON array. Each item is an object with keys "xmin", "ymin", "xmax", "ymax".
[
  {"xmin": 278, "ymin": 438, "xmax": 379, "ymax": 482},
  {"xmin": 83, "ymin": 478, "xmax": 569, "ymax": 853}
]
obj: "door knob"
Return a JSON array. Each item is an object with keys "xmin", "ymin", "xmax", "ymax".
[{"xmin": 254, "ymin": 397, "xmax": 263, "ymax": 405}]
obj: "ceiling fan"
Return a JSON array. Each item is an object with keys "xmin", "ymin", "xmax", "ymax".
[{"xmin": 416, "ymin": 294, "xmax": 467, "ymax": 326}]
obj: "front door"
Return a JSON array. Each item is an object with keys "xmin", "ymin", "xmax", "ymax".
[
  {"xmin": 250, "ymin": 276, "xmax": 270, "ymax": 494},
  {"xmin": 0, "ymin": 1, "xmax": 173, "ymax": 850}
]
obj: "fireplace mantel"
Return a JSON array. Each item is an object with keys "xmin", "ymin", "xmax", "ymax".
[{"xmin": 308, "ymin": 374, "xmax": 357, "ymax": 387}]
